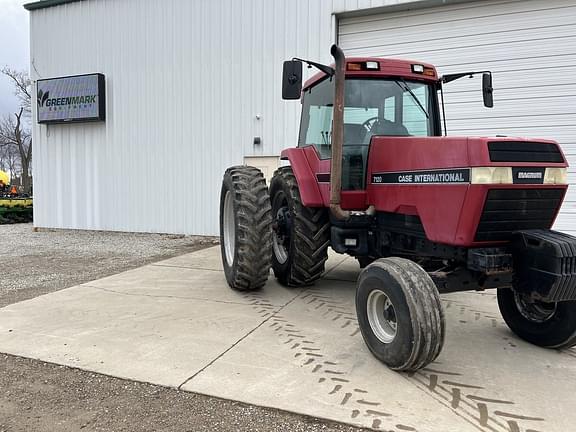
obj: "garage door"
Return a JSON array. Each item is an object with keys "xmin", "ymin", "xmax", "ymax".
[{"xmin": 339, "ymin": 0, "xmax": 576, "ymax": 234}]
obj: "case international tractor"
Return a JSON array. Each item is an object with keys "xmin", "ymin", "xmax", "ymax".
[{"xmin": 219, "ymin": 45, "xmax": 576, "ymax": 371}]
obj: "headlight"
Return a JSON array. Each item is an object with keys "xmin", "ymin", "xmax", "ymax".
[
  {"xmin": 544, "ymin": 168, "xmax": 568, "ymax": 184},
  {"xmin": 471, "ymin": 167, "xmax": 513, "ymax": 184}
]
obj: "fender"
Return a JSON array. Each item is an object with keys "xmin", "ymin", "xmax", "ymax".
[{"xmin": 280, "ymin": 148, "xmax": 324, "ymax": 207}]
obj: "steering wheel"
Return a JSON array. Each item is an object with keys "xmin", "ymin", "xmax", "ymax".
[{"xmin": 361, "ymin": 116, "xmax": 380, "ymax": 133}]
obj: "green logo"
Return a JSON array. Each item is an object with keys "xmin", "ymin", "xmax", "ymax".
[{"xmin": 37, "ymin": 89, "xmax": 50, "ymax": 107}]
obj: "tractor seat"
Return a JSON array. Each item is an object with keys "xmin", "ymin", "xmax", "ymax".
[
  {"xmin": 364, "ymin": 119, "xmax": 410, "ymax": 144},
  {"xmin": 344, "ymin": 123, "xmax": 367, "ymax": 145}
]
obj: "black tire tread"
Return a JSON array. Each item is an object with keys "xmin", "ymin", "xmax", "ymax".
[
  {"xmin": 385, "ymin": 257, "xmax": 445, "ymax": 370},
  {"xmin": 220, "ymin": 166, "xmax": 272, "ymax": 291},
  {"xmin": 497, "ymin": 288, "xmax": 576, "ymax": 349},
  {"xmin": 358, "ymin": 257, "xmax": 445, "ymax": 372},
  {"xmin": 270, "ymin": 166, "xmax": 330, "ymax": 286}
]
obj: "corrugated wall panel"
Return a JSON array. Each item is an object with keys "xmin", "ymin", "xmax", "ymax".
[
  {"xmin": 339, "ymin": 0, "xmax": 576, "ymax": 235},
  {"xmin": 30, "ymin": 0, "xmax": 330, "ymax": 235}
]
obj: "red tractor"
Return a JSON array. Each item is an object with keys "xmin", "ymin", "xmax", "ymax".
[{"xmin": 219, "ymin": 45, "xmax": 576, "ymax": 371}]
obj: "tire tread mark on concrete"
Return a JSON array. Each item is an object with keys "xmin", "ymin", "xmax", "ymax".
[
  {"xmin": 493, "ymin": 411, "xmax": 545, "ymax": 422},
  {"xmin": 271, "ymin": 303, "xmax": 415, "ymax": 432},
  {"xmin": 441, "ymin": 298, "xmax": 500, "ymax": 326},
  {"xmin": 304, "ymin": 287, "xmax": 549, "ymax": 432},
  {"xmin": 410, "ymin": 368, "xmax": 547, "ymax": 432}
]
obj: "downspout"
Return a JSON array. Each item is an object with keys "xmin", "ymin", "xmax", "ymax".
[{"xmin": 329, "ymin": 45, "xmax": 351, "ymax": 220}]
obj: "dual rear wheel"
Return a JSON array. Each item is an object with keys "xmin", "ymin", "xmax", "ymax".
[{"xmin": 219, "ymin": 165, "xmax": 330, "ymax": 290}]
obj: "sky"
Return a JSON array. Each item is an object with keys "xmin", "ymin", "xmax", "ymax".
[{"xmin": 0, "ymin": 0, "xmax": 29, "ymax": 120}]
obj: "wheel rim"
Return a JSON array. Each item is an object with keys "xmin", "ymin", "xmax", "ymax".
[
  {"xmin": 272, "ymin": 193, "xmax": 290, "ymax": 265},
  {"xmin": 223, "ymin": 190, "xmax": 235, "ymax": 267},
  {"xmin": 513, "ymin": 292, "xmax": 557, "ymax": 323},
  {"xmin": 367, "ymin": 289, "xmax": 398, "ymax": 344}
]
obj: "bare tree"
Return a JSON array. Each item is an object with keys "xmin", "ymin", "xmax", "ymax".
[
  {"xmin": 0, "ymin": 111, "xmax": 32, "ymax": 192},
  {"xmin": 1, "ymin": 67, "xmax": 31, "ymax": 115},
  {"xmin": 1, "ymin": 67, "xmax": 32, "ymax": 193},
  {"xmin": 0, "ymin": 142, "xmax": 20, "ymax": 175}
]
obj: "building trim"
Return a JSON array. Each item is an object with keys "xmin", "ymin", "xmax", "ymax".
[
  {"xmin": 24, "ymin": 0, "xmax": 83, "ymax": 11},
  {"xmin": 334, "ymin": 0, "xmax": 479, "ymax": 19}
]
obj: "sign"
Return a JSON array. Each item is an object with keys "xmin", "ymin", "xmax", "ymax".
[
  {"xmin": 37, "ymin": 73, "xmax": 105, "ymax": 124},
  {"xmin": 372, "ymin": 168, "xmax": 470, "ymax": 184},
  {"xmin": 512, "ymin": 167, "xmax": 545, "ymax": 184}
]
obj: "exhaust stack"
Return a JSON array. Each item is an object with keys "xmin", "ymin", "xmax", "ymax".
[{"xmin": 329, "ymin": 44, "xmax": 351, "ymax": 221}]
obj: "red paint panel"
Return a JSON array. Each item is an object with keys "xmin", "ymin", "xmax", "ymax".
[
  {"xmin": 466, "ymin": 137, "xmax": 567, "ymax": 167},
  {"xmin": 303, "ymin": 57, "xmax": 438, "ymax": 90},
  {"xmin": 366, "ymin": 138, "xmax": 471, "ymax": 244},
  {"xmin": 280, "ymin": 148, "xmax": 323, "ymax": 207},
  {"xmin": 301, "ymin": 146, "xmax": 368, "ymax": 210},
  {"xmin": 368, "ymin": 184, "xmax": 469, "ymax": 244},
  {"xmin": 367, "ymin": 137, "xmax": 470, "ymax": 172}
]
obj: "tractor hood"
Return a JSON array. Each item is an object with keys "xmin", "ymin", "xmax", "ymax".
[
  {"xmin": 365, "ymin": 136, "xmax": 568, "ymax": 246},
  {"xmin": 367, "ymin": 136, "xmax": 567, "ymax": 175}
]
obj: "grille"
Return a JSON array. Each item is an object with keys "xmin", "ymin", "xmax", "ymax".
[
  {"xmin": 488, "ymin": 141, "xmax": 564, "ymax": 163},
  {"xmin": 475, "ymin": 189, "xmax": 564, "ymax": 242}
]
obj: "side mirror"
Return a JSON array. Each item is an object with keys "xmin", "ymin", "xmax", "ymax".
[
  {"xmin": 282, "ymin": 60, "xmax": 302, "ymax": 100},
  {"xmin": 482, "ymin": 73, "xmax": 493, "ymax": 108}
]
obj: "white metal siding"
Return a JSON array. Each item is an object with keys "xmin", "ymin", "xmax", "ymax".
[
  {"xmin": 28, "ymin": 0, "xmax": 475, "ymax": 235},
  {"xmin": 339, "ymin": 0, "xmax": 576, "ymax": 234},
  {"xmin": 31, "ymin": 0, "xmax": 335, "ymax": 235}
]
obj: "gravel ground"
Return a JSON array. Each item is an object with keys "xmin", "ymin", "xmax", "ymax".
[
  {"xmin": 0, "ymin": 223, "xmax": 369, "ymax": 432},
  {"xmin": 0, "ymin": 223, "xmax": 216, "ymax": 308}
]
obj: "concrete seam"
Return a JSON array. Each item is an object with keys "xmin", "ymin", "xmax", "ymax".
[
  {"xmin": 176, "ymin": 289, "xmax": 304, "ymax": 390},
  {"xmin": 322, "ymin": 255, "xmax": 350, "ymax": 278}
]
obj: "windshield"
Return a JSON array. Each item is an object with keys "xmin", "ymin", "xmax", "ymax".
[
  {"xmin": 299, "ymin": 78, "xmax": 438, "ymax": 157},
  {"xmin": 299, "ymin": 78, "xmax": 439, "ymax": 191}
]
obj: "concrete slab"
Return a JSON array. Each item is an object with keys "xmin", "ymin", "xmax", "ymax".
[
  {"xmin": 82, "ymin": 265, "xmax": 300, "ymax": 307},
  {"xmin": 0, "ymin": 285, "xmax": 277, "ymax": 388},
  {"xmin": 0, "ymin": 247, "xmax": 575, "ymax": 432},
  {"xmin": 185, "ymin": 279, "xmax": 475, "ymax": 432}
]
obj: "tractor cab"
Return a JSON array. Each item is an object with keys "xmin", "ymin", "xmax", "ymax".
[{"xmin": 297, "ymin": 58, "xmax": 441, "ymax": 191}]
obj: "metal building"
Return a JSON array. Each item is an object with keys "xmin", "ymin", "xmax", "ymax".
[{"xmin": 26, "ymin": 0, "xmax": 576, "ymax": 235}]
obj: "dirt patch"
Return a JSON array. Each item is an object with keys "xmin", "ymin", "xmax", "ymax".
[{"xmin": 0, "ymin": 354, "xmax": 370, "ymax": 432}]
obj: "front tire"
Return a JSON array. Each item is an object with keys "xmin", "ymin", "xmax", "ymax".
[
  {"xmin": 219, "ymin": 166, "xmax": 272, "ymax": 291},
  {"xmin": 269, "ymin": 166, "xmax": 330, "ymax": 287},
  {"xmin": 497, "ymin": 288, "xmax": 576, "ymax": 349},
  {"xmin": 356, "ymin": 257, "xmax": 445, "ymax": 371}
]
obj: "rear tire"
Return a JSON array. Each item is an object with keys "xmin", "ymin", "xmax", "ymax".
[
  {"xmin": 356, "ymin": 257, "xmax": 445, "ymax": 371},
  {"xmin": 269, "ymin": 166, "xmax": 330, "ymax": 287},
  {"xmin": 497, "ymin": 288, "xmax": 576, "ymax": 349},
  {"xmin": 219, "ymin": 166, "xmax": 272, "ymax": 291}
]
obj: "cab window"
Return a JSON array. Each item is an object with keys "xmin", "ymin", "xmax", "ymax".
[{"xmin": 299, "ymin": 78, "xmax": 333, "ymax": 159}]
